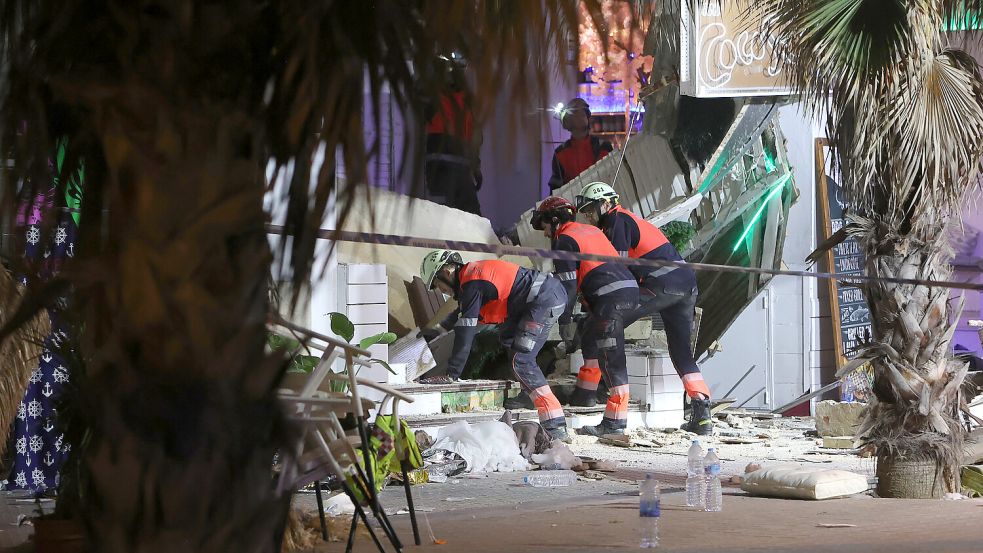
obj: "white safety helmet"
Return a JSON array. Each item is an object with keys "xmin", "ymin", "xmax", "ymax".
[
  {"xmin": 420, "ymin": 249, "xmax": 463, "ymax": 289},
  {"xmin": 576, "ymin": 181, "xmax": 619, "ymax": 213}
]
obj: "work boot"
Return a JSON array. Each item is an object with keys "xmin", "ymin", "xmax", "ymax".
[
  {"xmin": 504, "ymin": 391, "xmax": 535, "ymax": 410},
  {"xmin": 567, "ymin": 387, "xmax": 598, "ymax": 408},
  {"xmin": 575, "ymin": 420, "xmax": 625, "ymax": 437},
  {"xmin": 681, "ymin": 397, "xmax": 713, "ymax": 435},
  {"xmin": 546, "ymin": 425, "xmax": 573, "ymax": 444}
]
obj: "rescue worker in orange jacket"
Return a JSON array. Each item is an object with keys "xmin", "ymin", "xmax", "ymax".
[
  {"xmin": 532, "ymin": 197, "xmax": 639, "ymax": 436},
  {"xmin": 576, "ymin": 182, "xmax": 712, "ymax": 435},
  {"xmin": 418, "ymin": 250, "xmax": 571, "ymax": 441},
  {"xmin": 546, "ymin": 98, "xmax": 613, "ymax": 193},
  {"xmin": 424, "ymin": 55, "xmax": 482, "ymax": 214}
]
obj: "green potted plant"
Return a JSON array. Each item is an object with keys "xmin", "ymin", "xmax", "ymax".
[{"xmin": 269, "ymin": 312, "xmax": 398, "ymax": 392}]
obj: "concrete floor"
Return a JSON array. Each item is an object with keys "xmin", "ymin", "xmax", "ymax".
[
  {"xmin": 3, "ymin": 416, "xmax": 979, "ymax": 552},
  {"xmin": 303, "ymin": 481, "xmax": 983, "ymax": 553},
  {"xmin": 293, "ymin": 419, "xmax": 976, "ymax": 553}
]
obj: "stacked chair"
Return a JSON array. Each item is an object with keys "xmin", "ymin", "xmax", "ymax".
[{"xmin": 271, "ymin": 317, "xmax": 420, "ymax": 553}]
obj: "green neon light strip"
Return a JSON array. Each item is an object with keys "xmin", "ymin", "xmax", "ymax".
[
  {"xmin": 731, "ymin": 173, "xmax": 793, "ymax": 253},
  {"xmin": 697, "ymin": 157, "xmax": 726, "ymax": 194}
]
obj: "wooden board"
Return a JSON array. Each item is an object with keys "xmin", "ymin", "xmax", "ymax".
[{"xmin": 815, "ymin": 139, "xmax": 872, "ymax": 376}]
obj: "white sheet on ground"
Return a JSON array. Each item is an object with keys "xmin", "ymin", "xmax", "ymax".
[{"xmin": 431, "ymin": 420, "xmax": 530, "ymax": 473}]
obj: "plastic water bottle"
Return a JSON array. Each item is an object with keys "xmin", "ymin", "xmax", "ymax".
[
  {"xmin": 841, "ymin": 377, "xmax": 855, "ymax": 402},
  {"xmin": 639, "ymin": 474, "xmax": 660, "ymax": 548},
  {"xmin": 522, "ymin": 470, "xmax": 577, "ymax": 487},
  {"xmin": 704, "ymin": 448, "xmax": 722, "ymax": 512},
  {"xmin": 686, "ymin": 439, "xmax": 705, "ymax": 508}
]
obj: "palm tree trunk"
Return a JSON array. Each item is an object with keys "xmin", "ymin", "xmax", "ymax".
[
  {"xmin": 73, "ymin": 98, "xmax": 290, "ymax": 551},
  {"xmin": 855, "ymin": 218, "xmax": 966, "ymax": 496}
]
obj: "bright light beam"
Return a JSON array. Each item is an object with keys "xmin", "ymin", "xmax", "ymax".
[{"xmin": 731, "ymin": 173, "xmax": 793, "ymax": 253}]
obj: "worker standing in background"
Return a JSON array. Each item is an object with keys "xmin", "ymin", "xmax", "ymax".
[
  {"xmin": 531, "ymin": 197, "xmax": 638, "ymax": 436},
  {"xmin": 418, "ymin": 250, "xmax": 571, "ymax": 442},
  {"xmin": 547, "ymin": 98, "xmax": 613, "ymax": 193},
  {"xmin": 576, "ymin": 181, "xmax": 712, "ymax": 435},
  {"xmin": 423, "ymin": 54, "xmax": 483, "ymax": 214}
]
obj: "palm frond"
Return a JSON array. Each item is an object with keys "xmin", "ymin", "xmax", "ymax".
[
  {"xmin": 264, "ymin": 0, "xmax": 608, "ymax": 304},
  {"xmin": 883, "ymin": 48, "xmax": 983, "ymax": 227}
]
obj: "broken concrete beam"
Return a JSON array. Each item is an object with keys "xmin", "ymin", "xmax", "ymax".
[
  {"xmin": 815, "ymin": 400, "xmax": 865, "ymax": 437},
  {"xmin": 822, "ymin": 436, "xmax": 856, "ymax": 449}
]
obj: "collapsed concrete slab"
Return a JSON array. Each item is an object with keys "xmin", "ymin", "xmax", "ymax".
[
  {"xmin": 336, "ymin": 187, "xmax": 530, "ymax": 335},
  {"xmin": 515, "ymin": 133, "xmax": 691, "ymax": 272}
]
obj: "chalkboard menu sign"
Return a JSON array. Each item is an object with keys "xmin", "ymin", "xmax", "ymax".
[{"xmin": 815, "ymin": 140, "xmax": 873, "ymax": 364}]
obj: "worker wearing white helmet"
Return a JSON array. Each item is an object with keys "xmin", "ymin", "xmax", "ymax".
[
  {"xmin": 577, "ymin": 181, "xmax": 712, "ymax": 435},
  {"xmin": 418, "ymin": 250, "xmax": 572, "ymax": 441}
]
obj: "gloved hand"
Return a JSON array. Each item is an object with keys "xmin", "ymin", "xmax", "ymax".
[{"xmin": 417, "ymin": 325, "xmax": 444, "ymax": 342}]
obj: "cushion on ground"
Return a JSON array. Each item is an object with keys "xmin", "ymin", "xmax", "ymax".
[{"xmin": 741, "ymin": 464, "xmax": 869, "ymax": 500}]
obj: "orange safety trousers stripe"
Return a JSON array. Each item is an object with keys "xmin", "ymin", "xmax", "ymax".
[
  {"xmin": 682, "ymin": 373, "xmax": 711, "ymax": 399},
  {"xmin": 575, "ymin": 359, "xmax": 601, "ymax": 391},
  {"xmin": 603, "ymin": 384, "xmax": 630, "ymax": 421},
  {"xmin": 529, "ymin": 385, "xmax": 565, "ymax": 423}
]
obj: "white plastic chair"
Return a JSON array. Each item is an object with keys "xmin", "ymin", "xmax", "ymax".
[{"xmin": 270, "ymin": 317, "xmax": 416, "ymax": 552}]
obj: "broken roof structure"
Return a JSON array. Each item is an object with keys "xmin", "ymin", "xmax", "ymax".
[{"xmin": 516, "ymin": 100, "xmax": 797, "ymax": 356}]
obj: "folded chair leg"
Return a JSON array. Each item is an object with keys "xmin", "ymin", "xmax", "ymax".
[
  {"xmin": 314, "ymin": 480, "xmax": 329, "ymax": 541},
  {"xmin": 345, "ymin": 509, "xmax": 358, "ymax": 553},
  {"xmin": 344, "ymin": 484, "xmax": 387, "ymax": 553},
  {"xmin": 400, "ymin": 461, "xmax": 422, "ymax": 546},
  {"xmin": 353, "ymin": 464, "xmax": 402, "ymax": 551},
  {"xmin": 353, "ymin": 417, "xmax": 403, "ymax": 551},
  {"xmin": 274, "ymin": 493, "xmax": 292, "ymax": 552}
]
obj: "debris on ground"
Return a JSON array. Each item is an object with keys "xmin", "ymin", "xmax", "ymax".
[
  {"xmin": 822, "ymin": 436, "xmax": 856, "ymax": 449},
  {"xmin": 599, "ymin": 434, "xmax": 632, "ymax": 447},
  {"xmin": 816, "ymin": 523, "xmax": 857, "ymax": 528},
  {"xmin": 532, "ymin": 439, "xmax": 583, "ymax": 470},
  {"xmin": 815, "ymin": 400, "xmax": 864, "ymax": 437},
  {"xmin": 427, "ymin": 420, "xmax": 529, "ymax": 473},
  {"xmin": 416, "ymin": 430, "xmax": 435, "ymax": 451},
  {"xmin": 580, "ymin": 458, "xmax": 618, "ymax": 472}
]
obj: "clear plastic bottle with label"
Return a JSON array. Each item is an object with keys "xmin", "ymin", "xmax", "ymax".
[
  {"xmin": 704, "ymin": 448, "xmax": 722, "ymax": 512},
  {"xmin": 522, "ymin": 470, "xmax": 577, "ymax": 487},
  {"xmin": 639, "ymin": 474, "xmax": 660, "ymax": 548},
  {"xmin": 686, "ymin": 439, "xmax": 706, "ymax": 508}
]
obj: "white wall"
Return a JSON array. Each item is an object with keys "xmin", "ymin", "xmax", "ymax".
[
  {"xmin": 699, "ymin": 102, "xmax": 822, "ymax": 410},
  {"xmin": 266, "ymin": 145, "xmax": 338, "ymax": 336}
]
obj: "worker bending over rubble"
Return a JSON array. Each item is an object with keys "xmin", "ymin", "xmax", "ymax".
[
  {"xmin": 418, "ymin": 250, "xmax": 572, "ymax": 442},
  {"xmin": 532, "ymin": 197, "xmax": 638, "ymax": 436},
  {"xmin": 576, "ymin": 181, "xmax": 712, "ymax": 435}
]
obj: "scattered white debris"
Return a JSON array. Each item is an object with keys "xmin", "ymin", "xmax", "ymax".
[
  {"xmin": 532, "ymin": 440, "xmax": 583, "ymax": 470},
  {"xmin": 816, "ymin": 523, "xmax": 857, "ymax": 528}
]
